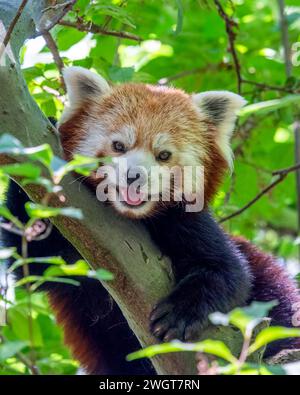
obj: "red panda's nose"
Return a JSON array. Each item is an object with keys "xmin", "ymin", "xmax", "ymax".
[
  {"xmin": 127, "ymin": 170, "xmax": 141, "ymax": 185},
  {"xmin": 126, "ymin": 168, "xmax": 147, "ymax": 186}
]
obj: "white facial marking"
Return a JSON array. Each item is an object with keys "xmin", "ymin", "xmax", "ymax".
[
  {"xmin": 59, "ymin": 67, "xmax": 111, "ymax": 124},
  {"xmin": 75, "ymin": 121, "xmax": 107, "ymax": 157},
  {"xmin": 192, "ymin": 91, "xmax": 247, "ymax": 169},
  {"xmin": 153, "ymin": 133, "xmax": 171, "ymax": 150},
  {"xmin": 111, "ymin": 125, "xmax": 136, "ymax": 149}
]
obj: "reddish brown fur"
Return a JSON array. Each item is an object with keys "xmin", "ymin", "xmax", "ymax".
[
  {"xmin": 48, "ymin": 291, "xmax": 107, "ymax": 374},
  {"xmin": 233, "ymin": 236, "xmax": 300, "ymax": 354},
  {"xmin": 201, "ymin": 121, "xmax": 228, "ymax": 204},
  {"xmin": 48, "ymin": 282, "xmax": 152, "ymax": 375},
  {"xmin": 59, "ymin": 83, "xmax": 229, "ymax": 206},
  {"xmin": 59, "ymin": 104, "xmax": 94, "ymax": 161}
]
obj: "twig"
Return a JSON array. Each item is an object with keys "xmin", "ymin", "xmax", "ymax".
[
  {"xmin": 16, "ymin": 351, "xmax": 40, "ymax": 375},
  {"xmin": 34, "ymin": 0, "xmax": 76, "ymax": 37},
  {"xmin": 0, "ymin": 0, "xmax": 29, "ymax": 56},
  {"xmin": 0, "ymin": 335, "xmax": 40, "ymax": 375},
  {"xmin": 272, "ymin": 162, "xmax": 300, "ymax": 177},
  {"xmin": 233, "ymin": 116, "xmax": 259, "ymax": 157},
  {"xmin": 236, "ymin": 327, "xmax": 253, "ymax": 374},
  {"xmin": 219, "ymin": 162, "xmax": 300, "ymax": 223},
  {"xmin": 20, "ymin": 234, "xmax": 37, "ymax": 372},
  {"xmin": 42, "ymin": 1, "xmax": 75, "ymax": 13},
  {"xmin": 158, "ymin": 62, "xmax": 233, "ymax": 85},
  {"xmin": 43, "ymin": 31, "xmax": 66, "ymax": 91},
  {"xmin": 214, "ymin": 0, "xmax": 242, "ymax": 94},
  {"xmin": 158, "ymin": 68, "xmax": 204, "ymax": 85},
  {"xmin": 242, "ymin": 79, "xmax": 299, "ymax": 94},
  {"xmin": 59, "ymin": 19, "xmax": 142, "ymax": 42}
]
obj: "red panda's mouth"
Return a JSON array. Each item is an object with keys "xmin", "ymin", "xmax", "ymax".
[{"xmin": 118, "ymin": 186, "xmax": 147, "ymax": 207}]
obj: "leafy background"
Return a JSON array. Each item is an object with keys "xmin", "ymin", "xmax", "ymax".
[{"xmin": 1, "ymin": 0, "xmax": 300, "ymax": 374}]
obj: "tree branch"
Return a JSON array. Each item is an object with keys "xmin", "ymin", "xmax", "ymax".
[
  {"xmin": 43, "ymin": 31, "xmax": 66, "ymax": 91},
  {"xmin": 219, "ymin": 163, "xmax": 300, "ymax": 223},
  {"xmin": 214, "ymin": 0, "xmax": 242, "ymax": 94},
  {"xmin": 34, "ymin": 0, "xmax": 76, "ymax": 37},
  {"xmin": 0, "ymin": 0, "xmax": 28, "ymax": 59},
  {"xmin": 59, "ymin": 19, "xmax": 142, "ymax": 42},
  {"xmin": 242, "ymin": 79, "xmax": 300, "ymax": 94}
]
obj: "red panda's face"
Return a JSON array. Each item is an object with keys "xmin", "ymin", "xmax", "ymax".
[{"xmin": 59, "ymin": 67, "xmax": 246, "ymax": 219}]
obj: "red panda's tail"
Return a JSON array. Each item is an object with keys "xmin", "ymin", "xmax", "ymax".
[{"xmin": 233, "ymin": 236, "xmax": 300, "ymax": 358}]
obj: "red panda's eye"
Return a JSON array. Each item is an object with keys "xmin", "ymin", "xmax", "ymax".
[
  {"xmin": 112, "ymin": 141, "xmax": 126, "ymax": 153},
  {"xmin": 158, "ymin": 150, "xmax": 172, "ymax": 161}
]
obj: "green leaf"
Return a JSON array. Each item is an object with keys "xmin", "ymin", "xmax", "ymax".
[
  {"xmin": 8, "ymin": 256, "xmax": 66, "ymax": 273},
  {"xmin": 87, "ymin": 4, "xmax": 136, "ymax": 28},
  {"xmin": 249, "ymin": 326, "xmax": 300, "ymax": 354},
  {"xmin": 0, "ymin": 205, "xmax": 24, "ymax": 229},
  {"xmin": 0, "ymin": 247, "xmax": 16, "ymax": 260},
  {"xmin": 126, "ymin": 339, "xmax": 236, "ymax": 363},
  {"xmin": 241, "ymin": 301, "xmax": 278, "ymax": 319},
  {"xmin": 26, "ymin": 144, "xmax": 53, "ymax": 169},
  {"xmin": 25, "ymin": 203, "xmax": 83, "ymax": 220},
  {"xmin": 50, "ymin": 156, "xmax": 67, "ymax": 173},
  {"xmin": 52, "ymin": 154, "xmax": 104, "ymax": 183},
  {"xmin": 209, "ymin": 311, "xmax": 230, "ymax": 326},
  {"xmin": 8, "ymin": 306, "xmax": 43, "ymax": 347},
  {"xmin": 210, "ymin": 301, "xmax": 277, "ymax": 335},
  {"xmin": 0, "ymin": 341, "xmax": 28, "ymax": 362},
  {"xmin": 45, "ymin": 260, "xmax": 89, "ymax": 277},
  {"xmin": 0, "ymin": 163, "xmax": 41, "ymax": 179},
  {"xmin": 89, "ymin": 268, "xmax": 114, "ymax": 281},
  {"xmin": 15, "ymin": 275, "xmax": 80, "ymax": 289},
  {"xmin": 0, "ymin": 134, "xmax": 24, "ymax": 154},
  {"xmin": 55, "ymin": 27, "xmax": 86, "ymax": 51},
  {"xmin": 108, "ymin": 66, "xmax": 135, "ymax": 82},
  {"xmin": 240, "ymin": 95, "xmax": 300, "ymax": 118},
  {"xmin": 21, "ymin": 177, "xmax": 59, "ymax": 194},
  {"xmin": 0, "ymin": 134, "xmax": 53, "ymax": 170},
  {"xmin": 30, "ymin": 277, "xmax": 80, "ymax": 291}
]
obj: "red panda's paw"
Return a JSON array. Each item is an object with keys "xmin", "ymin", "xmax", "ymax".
[{"xmin": 149, "ymin": 297, "xmax": 207, "ymax": 343}]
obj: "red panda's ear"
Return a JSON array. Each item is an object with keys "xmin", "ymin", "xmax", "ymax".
[
  {"xmin": 192, "ymin": 91, "xmax": 247, "ymax": 168},
  {"xmin": 59, "ymin": 67, "xmax": 111, "ymax": 125},
  {"xmin": 63, "ymin": 66, "xmax": 110, "ymax": 107}
]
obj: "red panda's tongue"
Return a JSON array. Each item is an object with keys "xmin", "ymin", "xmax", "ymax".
[{"xmin": 119, "ymin": 187, "xmax": 145, "ymax": 206}]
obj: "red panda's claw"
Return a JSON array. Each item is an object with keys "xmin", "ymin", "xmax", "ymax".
[{"xmin": 149, "ymin": 298, "xmax": 207, "ymax": 343}]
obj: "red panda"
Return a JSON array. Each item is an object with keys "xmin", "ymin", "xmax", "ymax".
[
  {"xmin": 2, "ymin": 66, "xmax": 300, "ymax": 374},
  {"xmin": 58, "ymin": 66, "xmax": 300, "ymax": 360}
]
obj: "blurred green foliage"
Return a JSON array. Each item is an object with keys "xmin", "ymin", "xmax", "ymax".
[
  {"xmin": 0, "ymin": 136, "xmax": 114, "ymax": 374},
  {"xmin": 127, "ymin": 301, "xmax": 300, "ymax": 375},
  {"xmin": 20, "ymin": 0, "xmax": 300, "ymax": 260},
  {"xmin": 0, "ymin": 290, "xmax": 79, "ymax": 375}
]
